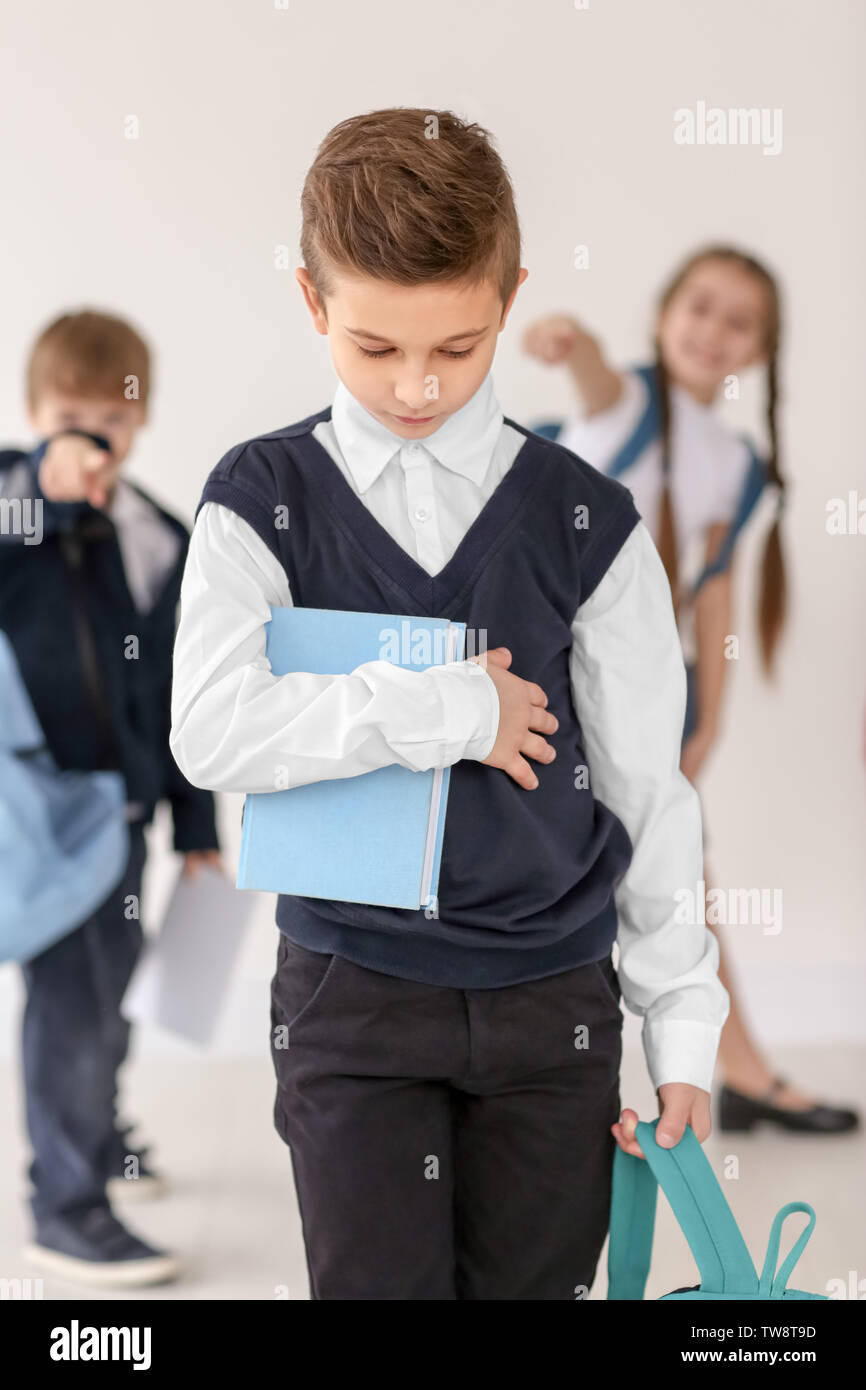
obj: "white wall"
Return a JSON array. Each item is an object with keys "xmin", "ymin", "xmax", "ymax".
[{"xmin": 1, "ymin": 0, "xmax": 864, "ymax": 1056}]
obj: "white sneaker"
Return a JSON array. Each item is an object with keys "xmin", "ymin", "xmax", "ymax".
[
  {"xmin": 24, "ymin": 1206, "xmax": 181, "ymax": 1288},
  {"xmin": 107, "ymin": 1173, "xmax": 169, "ymax": 1204}
]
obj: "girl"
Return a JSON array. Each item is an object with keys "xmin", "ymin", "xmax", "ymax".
[{"xmin": 523, "ymin": 246, "xmax": 858, "ymax": 1134}]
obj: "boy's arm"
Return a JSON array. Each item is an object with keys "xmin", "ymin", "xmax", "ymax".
[
  {"xmin": 162, "ymin": 725, "xmax": 221, "ymax": 854},
  {"xmin": 569, "ymin": 520, "xmax": 730, "ymax": 1095},
  {"xmin": 169, "ymin": 502, "xmax": 499, "ymax": 794}
]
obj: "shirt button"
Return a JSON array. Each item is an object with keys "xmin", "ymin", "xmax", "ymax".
[{"xmin": 414, "ymin": 506, "xmax": 430, "ymax": 522}]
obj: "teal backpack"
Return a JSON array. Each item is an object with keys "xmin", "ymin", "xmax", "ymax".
[{"xmin": 607, "ymin": 1119, "xmax": 828, "ymax": 1300}]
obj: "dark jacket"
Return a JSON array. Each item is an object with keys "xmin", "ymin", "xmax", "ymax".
[{"xmin": 0, "ymin": 438, "xmax": 218, "ymax": 852}]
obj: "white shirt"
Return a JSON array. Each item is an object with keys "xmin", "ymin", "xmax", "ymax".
[
  {"xmin": 559, "ymin": 369, "xmax": 752, "ymax": 662},
  {"xmin": 170, "ymin": 373, "xmax": 729, "ymax": 1091},
  {"xmin": 105, "ymin": 479, "xmax": 182, "ymax": 615}
]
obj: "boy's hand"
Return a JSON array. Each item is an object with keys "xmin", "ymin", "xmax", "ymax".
[
  {"xmin": 182, "ymin": 850, "xmax": 224, "ymax": 880},
  {"xmin": 612, "ymin": 1086, "xmax": 712, "ymax": 1157},
  {"xmin": 521, "ymin": 314, "xmax": 581, "ymax": 365},
  {"xmin": 38, "ymin": 434, "xmax": 118, "ymax": 509},
  {"xmin": 468, "ymin": 646, "xmax": 558, "ymax": 790}
]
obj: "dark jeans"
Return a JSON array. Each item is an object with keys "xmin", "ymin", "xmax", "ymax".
[
  {"xmin": 270, "ymin": 934, "xmax": 624, "ymax": 1300},
  {"xmin": 20, "ymin": 822, "xmax": 147, "ymax": 1228}
]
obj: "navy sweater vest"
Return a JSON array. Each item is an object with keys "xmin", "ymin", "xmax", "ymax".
[{"xmin": 198, "ymin": 409, "xmax": 642, "ymax": 988}]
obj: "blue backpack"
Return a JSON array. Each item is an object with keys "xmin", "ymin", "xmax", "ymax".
[
  {"xmin": 607, "ymin": 1120, "xmax": 828, "ymax": 1300},
  {"xmin": 532, "ymin": 363, "xmax": 768, "ymax": 599}
]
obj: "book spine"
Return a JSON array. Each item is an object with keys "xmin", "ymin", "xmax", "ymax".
[
  {"xmin": 419, "ymin": 623, "xmax": 460, "ymax": 906},
  {"xmin": 236, "ymin": 795, "xmax": 253, "ymax": 889}
]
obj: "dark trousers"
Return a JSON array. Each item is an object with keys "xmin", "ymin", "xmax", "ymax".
[
  {"xmin": 19, "ymin": 823, "xmax": 147, "ymax": 1228},
  {"xmin": 270, "ymin": 934, "xmax": 623, "ymax": 1300}
]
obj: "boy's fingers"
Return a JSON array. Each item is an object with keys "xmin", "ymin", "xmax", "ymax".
[
  {"xmin": 525, "ymin": 681, "xmax": 548, "ymax": 708},
  {"xmin": 470, "ymin": 646, "xmax": 511, "ymax": 671},
  {"xmin": 656, "ymin": 1097, "xmax": 691, "ymax": 1148},
  {"xmin": 528, "ymin": 707, "xmax": 558, "ymax": 735},
  {"xmin": 506, "ymin": 755, "xmax": 538, "ymax": 790},
  {"xmin": 611, "ymin": 1122, "xmax": 645, "ymax": 1158},
  {"xmin": 485, "ymin": 646, "xmax": 512, "ymax": 667},
  {"xmin": 611, "ymin": 1106, "xmax": 646, "ymax": 1156},
  {"xmin": 521, "ymin": 732, "xmax": 556, "ymax": 765},
  {"xmin": 44, "ymin": 469, "xmax": 74, "ymax": 501},
  {"xmin": 620, "ymin": 1107, "xmax": 640, "ymax": 1142}
]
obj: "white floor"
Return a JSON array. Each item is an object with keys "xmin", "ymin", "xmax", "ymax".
[{"xmin": 1, "ymin": 1045, "xmax": 863, "ymax": 1301}]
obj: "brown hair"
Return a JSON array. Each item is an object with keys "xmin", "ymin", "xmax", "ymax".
[
  {"xmin": 27, "ymin": 309, "xmax": 151, "ymax": 409},
  {"xmin": 653, "ymin": 246, "xmax": 786, "ymax": 678},
  {"xmin": 300, "ymin": 108, "xmax": 522, "ymax": 307}
]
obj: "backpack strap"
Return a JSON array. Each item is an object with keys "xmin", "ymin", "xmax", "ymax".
[
  {"xmin": 530, "ymin": 421, "xmax": 563, "ymax": 442},
  {"xmin": 606, "ymin": 1128, "xmax": 659, "ymax": 1300},
  {"xmin": 691, "ymin": 443, "xmax": 768, "ymax": 596},
  {"xmin": 530, "ymin": 379, "xmax": 767, "ymax": 593},
  {"xmin": 531, "ymin": 366, "xmax": 660, "ymax": 476},
  {"xmin": 604, "ymin": 364, "xmax": 662, "ymax": 479},
  {"xmin": 608, "ymin": 1119, "xmax": 760, "ymax": 1299}
]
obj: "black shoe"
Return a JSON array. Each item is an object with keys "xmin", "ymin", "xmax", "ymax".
[
  {"xmin": 24, "ymin": 1205, "xmax": 180, "ymax": 1288},
  {"xmin": 718, "ymin": 1075, "xmax": 860, "ymax": 1134}
]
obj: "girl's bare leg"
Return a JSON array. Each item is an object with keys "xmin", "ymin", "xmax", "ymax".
[{"xmin": 705, "ymin": 866, "xmax": 814, "ymax": 1110}]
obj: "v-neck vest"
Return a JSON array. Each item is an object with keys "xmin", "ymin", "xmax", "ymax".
[{"xmin": 198, "ymin": 408, "xmax": 642, "ymax": 988}]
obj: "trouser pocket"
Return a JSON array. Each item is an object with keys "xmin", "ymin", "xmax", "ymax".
[{"xmin": 270, "ymin": 934, "xmax": 341, "ymax": 1049}]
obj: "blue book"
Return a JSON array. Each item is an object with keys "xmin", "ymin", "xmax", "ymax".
[{"xmin": 236, "ymin": 607, "xmax": 467, "ymax": 910}]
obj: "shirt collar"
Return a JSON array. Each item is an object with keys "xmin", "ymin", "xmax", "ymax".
[{"xmin": 330, "ymin": 373, "xmax": 503, "ymax": 494}]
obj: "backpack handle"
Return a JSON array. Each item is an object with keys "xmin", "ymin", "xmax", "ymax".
[
  {"xmin": 758, "ymin": 1203, "xmax": 818, "ymax": 1298},
  {"xmin": 608, "ymin": 1119, "xmax": 759, "ymax": 1298}
]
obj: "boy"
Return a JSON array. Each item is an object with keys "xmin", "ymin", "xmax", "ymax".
[
  {"xmin": 0, "ymin": 310, "xmax": 220, "ymax": 1287},
  {"xmin": 170, "ymin": 109, "xmax": 729, "ymax": 1300}
]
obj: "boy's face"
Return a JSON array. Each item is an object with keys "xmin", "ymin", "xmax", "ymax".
[
  {"xmin": 296, "ymin": 265, "xmax": 528, "ymax": 439},
  {"xmin": 29, "ymin": 391, "xmax": 146, "ymax": 473}
]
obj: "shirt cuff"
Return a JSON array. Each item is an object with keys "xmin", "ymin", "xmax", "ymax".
[
  {"xmin": 641, "ymin": 1018, "xmax": 723, "ymax": 1094},
  {"xmin": 430, "ymin": 660, "xmax": 499, "ymax": 764}
]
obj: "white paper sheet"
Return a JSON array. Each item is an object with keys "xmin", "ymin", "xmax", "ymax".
[{"xmin": 122, "ymin": 865, "xmax": 258, "ymax": 1045}]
